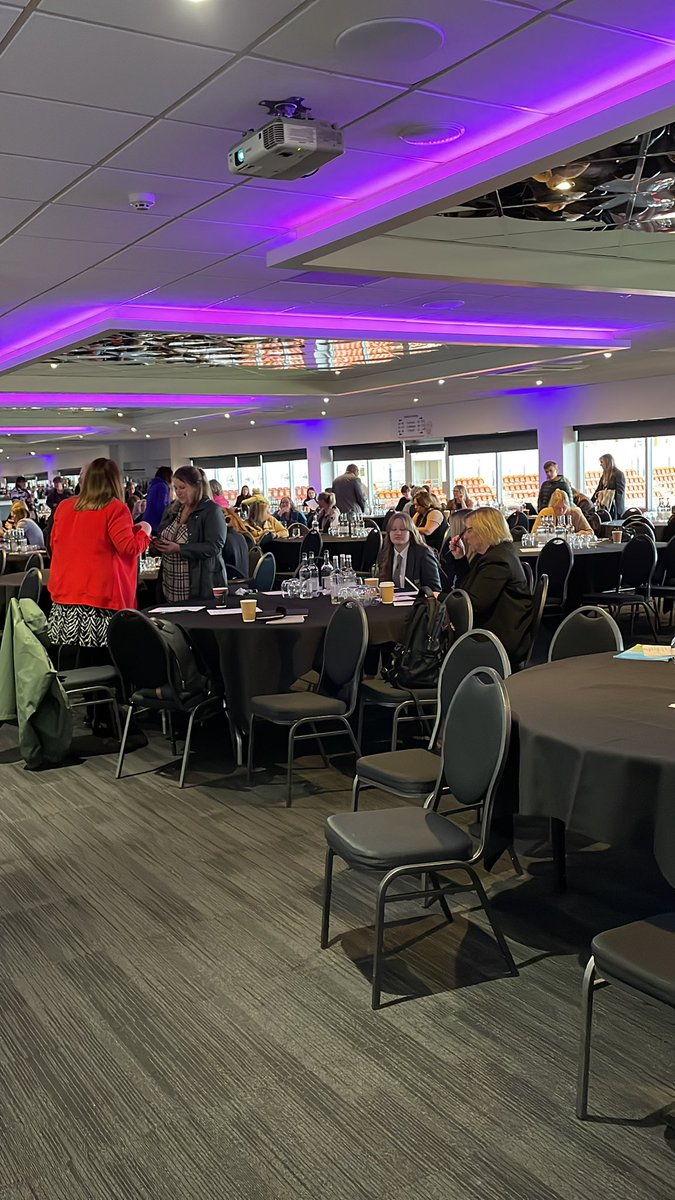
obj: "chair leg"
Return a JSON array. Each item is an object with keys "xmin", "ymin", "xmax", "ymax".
[
  {"xmin": 167, "ymin": 710, "xmax": 177, "ymax": 757},
  {"xmin": 178, "ymin": 706, "xmax": 199, "ymax": 789},
  {"xmin": 246, "ymin": 714, "xmax": 255, "ymax": 783},
  {"xmin": 429, "ymin": 871, "xmax": 454, "ymax": 923},
  {"xmin": 550, "ymin": 817, "xmax": 567, "ymax": 892},
  {"xmin": 109, "ymin": 696, "xmax": 122, "ymax": 743},
  {"xmin": 286, "ymin": 722, "xmax": 299, "ymax": 807},
  {"xmin": 115, "ymin": 703, "xmax": 134, "ymax": 779},
  {"xmin": 507, "ymin": 845, "xmax": 524, "ymax": 876},
  {"xmin": 372, "ymin": 873, "xmax": 390, "ymax": 1010},
  {"xmin": 576, "ymin": 957, "xmax": 597, "ymax": 1119},
  {"xmin": 352, "ymin": 775, "xmax": 361, "ymax": 811},
  {"xmin": 465, "ymin": 865, "xmax": 518, "ymax": 976},
  {"xmin": 341, "ymin": 717, "xmax": 361, "ymax": 761},
  {"xmin": 320, "ymin": 847, "xmax": 335, "ymax": 949},
  {"xmin": 310, "ymin": 721, "xmax": 331, "ymax": 768},
  {"xmin": 356, "ymin": 699, "xmax": 366, "ymax": 748}
]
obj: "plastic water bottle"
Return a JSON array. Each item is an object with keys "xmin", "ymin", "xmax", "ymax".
[
  {"xmin": 298, "ymin": 553, "xmax": 310, "ymax": 588},
  {"xmin": 320, "ymin": 550, "xmax": 333, "ymax": 594},
  {"xmin": 308, "ymin": 556, "xmax": 320, "ymax": 596}
]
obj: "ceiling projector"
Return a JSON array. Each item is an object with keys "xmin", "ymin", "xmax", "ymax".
[{"xmin": 228, "ymin": 97, "xmax": 344, "ymax": 181}]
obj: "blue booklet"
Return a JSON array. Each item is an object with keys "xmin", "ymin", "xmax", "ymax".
[{"xmin": 615, "ymin": 645, "xmax": 675, "ymax": 661}]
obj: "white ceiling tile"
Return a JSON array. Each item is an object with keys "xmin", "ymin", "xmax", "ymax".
[
  {"xmin": 135, "ymin": 276, "xmax": 248, "ymax": 305},
  {"xmin": 195, "ymin": 185, "xmax": 333, "ymax": 230},
  {"xmin": 40, "ymin": 0, "xmax": 310, "ymax": 52},
  {"xmin": 348, "ymin": 90, "xmax": 539, "ymax": 163},
  {"xmin": 36, "ymin": 267, "xmax": 159, "ymax": 306},
  {"xmin": 0, "ymin": 14, "xmax": 230, "ymax": 114},
  {"xmin": 197, "ymin": 254, "xmax": 296, "ymax": 283},
  {"xmin": 21, "ymin": 203, "xmax": 166, "ymax": 243},
  {"xmin": 0, "ymin": 234, "xmax": 126, "ymax": 275},
  {"xmin": 171, "ymin": 55, "xmax": 405, "ymax": 130},
  {"xmin": 0, "ymin": 154, "xmax": 88, "ymax": 201},
  {"xmin": 97, "ymin": 245, "xmax": 236, "ymax": 281},
  {"xmin": 256, "ymin": 0, "xmax": 533, "ymax": 86},
  {"xmin": 0, "ymin": 94, "xmax": 148, "ymax": 163},
  {"xmin": 56, "ymin": 167, "xmax": 228, "ymax": 217},
  {"xmin": 243, "ymin": 281, "xmax": 356, "ymax": 307},
  {"xmin": 564, "ymin": 0, "xmax": 675, "ymax": 41},
  {"xmin": 110, "ymin": 120, "xmax": 237, "ymax": 184},
  {"xmin": 0, "ymin": 5, "xmax": 21, "ymax": 38},
  {"xmin": 429, "ymin": 16, "xmax": 674, "ymax": 112},
  {"xmin": 0, "ymin": 196, "xmax": 41, "ymax": 237},
  {"xmin": 138, "ymin": 218, "xmax": 279, "ymax": 255}
]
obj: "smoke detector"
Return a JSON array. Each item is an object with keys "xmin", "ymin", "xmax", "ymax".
[{"xmin": 128, "ymin": 192, "xmax": 156, "ymax": 212}]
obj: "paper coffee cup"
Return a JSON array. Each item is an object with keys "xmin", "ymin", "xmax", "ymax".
[
  {"xmin": 212, "ymin": 587, "xmax": 227, "ymax": 607},
  {"xmin": 611, "ymin": 529, "xmax": 622, "ymax": 543},
  {"xmin": 365, "ymin": 577, "xmax": 379, "ymax": 588},
  {"xmin": 241, "ymin": 599, "xmax": 257, "ymax": 622},
  {"xmin": 380, "ymin": 581, "xmax": 395, "ymax": 604}
]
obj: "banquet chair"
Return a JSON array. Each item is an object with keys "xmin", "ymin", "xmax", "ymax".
[
  {"xmin": 536, "ymin": 538, "xmax": 573, "ymax": 616},
  {"xmin": 521, "ymin": 573, "xmax": 549, "ymax": 668},
  {"xmin": 548, "ymin": 606, "xmax": 623, "ymax": 661},
  {"xmin": 521, "ymin": 560, "xmax": 534, "ymax": 593},
  {"xmin": 357, "ymin": 527, "xmax": 382, "ymax": 576},
  {"xmin": 357, "ymin": 589, "xmax": 473, "ymax": 752},
  {"xmin": 321, "ymin": 667, "xmax": 518, "ymax": 1009},
  {"xmin": 648, "ymin": 535, "xmax": 675, "ymax": 625},
  {"xmin": 302, "ymin": 529, "xmax": 322, "ymax": 558},
  {"xmin": 251, "ymin": 552, "xmax": 276, "ymax": 592},
  {"xmin": 287, "ymin": 522, "xmax": 306, "ymax": 537},
  {"xmin": 353, "ymin": 628, "xmax": 510, "ymax": 812},
  {"xmin": 108, "ymin": 610, "xmax": 222, "ymax": 789},
  {"xmin": 24, "ymin": 552, "xmax": 44, "ymax": 572},
  {"xmin": 576, "ymin": 914, "xmax": 675, "ymax": 1119},
  {"xmin": 622, "ymin": 507, "xmax": 643, "ymax": 521},
  {"xmin": 17, "ymin": 567, "xmax": 43, "ymax": 604},
  {"xmin": 248, "ymin": 545, "xmax": 263, "ymax": 576},
  {"xmin": 56, "ymin": 662, "xmax": 123, "ymax": 742},
  {"xmin": 247, "ymin": 600, "xmax": 368, "ymax": 807},
  {"xmin": 583, "ymin": 536, "xmax": 659, "ymax": 640},
  {"xmin": 0, "ymin": 548, "xmax": 6, "ymax": 576},
  {"xmin": 623, "ymin": 521, "xmax": 655, "ymax": 542}
]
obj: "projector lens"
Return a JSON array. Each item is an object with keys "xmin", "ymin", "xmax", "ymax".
[{"xmin": 234, "ymin": 148, "xmax": 245, "ymax": 165}]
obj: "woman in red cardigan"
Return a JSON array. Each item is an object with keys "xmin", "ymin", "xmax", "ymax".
[{"xmin": 48, "ymin": 457, "xmax": 151, "ymax": 650}]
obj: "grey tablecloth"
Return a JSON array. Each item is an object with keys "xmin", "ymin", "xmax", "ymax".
[{"xmin": 505, "ymin": 653, "xmax": 675, "ymax": 885}]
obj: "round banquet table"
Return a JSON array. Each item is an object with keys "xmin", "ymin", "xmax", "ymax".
[
  {"xmin": 270, "ymin": 534, "xmax": 375, "ymax": 574},
  {"xmin": 155, "ymin": 593, "xmax": 407, "ymax": 733},
  {"xmin": 517, "ymin": 540, "xmax": 668, "ymax": 609},
  {"xmin": 505, "ymin": 653, "xmax": 675, "ymax": 885}
]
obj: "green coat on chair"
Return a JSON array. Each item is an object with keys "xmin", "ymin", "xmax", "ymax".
[{"xmin": 0, "ymin": 598, "xmax": 72, "ymax": 769}]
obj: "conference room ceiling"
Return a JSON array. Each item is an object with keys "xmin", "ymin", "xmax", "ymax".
[{"xmin": 0, "ymin": 0, "xmax": 674, "ymax": 451}]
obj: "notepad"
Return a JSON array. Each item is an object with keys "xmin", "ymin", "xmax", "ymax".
[
  {"xmin": 615, "ymin": 644, "xmax": 675, "ymax": 661},
  {"xmin": 206, "ymin": 606, "xmax": 262, "ymax": 616},
  {"xmin": 150, "ymin": 606, "xmax": 204, "ymax": 614}
]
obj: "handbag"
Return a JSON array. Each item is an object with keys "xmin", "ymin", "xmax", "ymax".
[{"xmin": 595, "ymin": 487, "xmax": 615, "ymax": 511}]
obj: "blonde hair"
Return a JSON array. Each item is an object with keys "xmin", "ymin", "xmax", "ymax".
[
  {"xmin": 466, "ymin": 507, "xmax": 512, "ymax": 547},
  {"xmin": 246, "ymin": 499, "xmax": 269, "ymax": 528},
  {"xmin": 75, "ymin": 457, "xmax": 124, "ymax": 511},
  {"xmin": 549, "ymin": 488, "xmax": 570, "ymax": 510},
  {"xmin": 11, "ymin": 501, "xmax": 27, "ymax": 521},
  {"xmin": 414, "ymin": 490, "xmax": 441, "ymax": 512}
]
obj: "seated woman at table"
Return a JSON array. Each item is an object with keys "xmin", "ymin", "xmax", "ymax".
[
  {"xmin": 532, "ymin": 488, "xmax": 592, "ymax": 535},
  {"xmin": 209, "ymin": 479, "xmax": 229, "ymax": 510},
  {"xmin": 47, "ymin": 457, "xmax": 151, "ymax": 658},
  {"xmin": 234, "ymin": 485, "xmax": 251, "ymax": 508},
  {"xmin": 302, "ymin": 486, "xmax": 319, "ymax": 513},
  {"xmin": 449, "ymin": 507, "xmax": 533, "ymax": 666},
  {"xmin": 154, "ymin": 464, "xmax": 227, "ymax": 601},
  {"xmin": 449, "ymin": 483, "xmax": 474, "ymax": 512},
  {"xmin": 316, "ymin": 491, "xmax": 339, "ymax": 533},
  {"xmin": 8, "ymin": 501, "xmax": 45, "ymax": 547},
  {"xmin": 377, "ymin": 512, "xmax": 442, "ymax": 591},
  {"xmin": 413, "ymin": 489, "xmax": 448, "ymax": 553},
  {"xmin": 274, "ymin": 495, "xmax": 307, "ymax": 528},
  {"xmin": 244, "ymin": 499, "xmax": 288, "ymax": 541}
]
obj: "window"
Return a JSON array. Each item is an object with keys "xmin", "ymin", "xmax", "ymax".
[
  {"xmin": 581, "ymin": 437, "xmax": 646, "ymax": 508},
  {"xmin": 408, "ymin": 445, "xmax": 446, "ymax": 501},
  {"xmin": 450, "ymin": 452, "xmax": 497, "ymax": 506},
  {"xmin": 651, "ymin": 435, "xmax": 675, "ymax": 510},
  {"xmin": 500, "ymin": 448, "xmax": 540, "ymax": 506}
]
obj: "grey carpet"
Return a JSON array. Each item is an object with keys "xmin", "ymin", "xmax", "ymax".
[{"xmin": 0, "ymin": 717, "xmax": 672, "ymax": 1199}]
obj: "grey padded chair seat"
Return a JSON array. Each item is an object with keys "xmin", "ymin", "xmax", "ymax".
[
  {"xmin": 355, "ymin": 747, "xmax": 440, "ymax": 794},
  {"xmin": 325, "ymin": 807, "xmax": 472, "ymax": 870},
  {"xmin": 592, "ymin": 913, "xmax": 675, "ymax": 1007},
  {"xmin": 57, "ymin": 664, "xmax": 119, "ymax": 690},
  {"xmin": 360, "ymin": 677, "xmax": 436, "ymax": 704},
  {"xmin": 250, "ymin": 692, "xmax": 346, "ymax": 721}
]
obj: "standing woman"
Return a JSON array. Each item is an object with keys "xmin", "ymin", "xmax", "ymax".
[
  {"xmin": 412, "ymin": 489, "xmax": 448, "ymax": 553},
  {"xmin": 591, "ymin": 453, "xmax": 626, "ymax": 518},
  {"xmin": 48, "ymin": 458, "xmax": 151, "ymax": 652},
  {"xmin": 143, "ymin": 466, "xmax": 173, "ymax": 534},
  {"xmin": 154, "ymin": 465, "xmax": 227, "ymax": 601}
]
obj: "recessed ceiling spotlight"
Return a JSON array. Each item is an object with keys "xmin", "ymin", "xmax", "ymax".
[
  {"xmin": 603, "ymin": 351, "xmax": 613, "ymax": 359},
  {"xmin": 413, "ymin": 396, "xmax": 419, "ymax": 403},
  {"xmin": 321, "ymin": 410, "xmax": 327, "ymax": 416},
  {"xmin": 535, "ymin": 380, "xmax": 543, "ymax": 386},
  {"xmin": 174, "ymin": 420, "xmax": 179, "ymax": 425},
  {"xmin": 553, "ymin": 179, "xmax": 573, "ymax": 192},
  {"xmin": 224, "ymin": 412, "xmax": 231, "ymax": 419},
  {"xmin": 438, "ymin": 378, "xmax": 445, "ymax": 385},
  {"xmin": 50, "ymin": 363, "xmax": 58, "ymax": 369},
  {"xmin": 78, "ymin": 434, "xmax": 84, "ymax": 439},
  {"xmin": 250, "ymin": 419, "xmax": 256, "ymax": 426},
  {"xmin": 145, "ymin": 434, "xmax": 151, "ymax": 439},
  {"xmin": 117, "ymin": 411, "xmax": 124, "ymax": 417},
  {"xmin": 130, "ymin": 426, "xmax": 137, "ymax": 432},
  {"xmin": 399, "ymin": 123, "xmax": 465, "ymax": 147},
  {"xmin": 29, "ymin": 450, "xmax": 36, "ymax": 456},
  {"xmin": 334, "ymin": 370, "xmax": 341, "ymax": 376},
  {"xmin": 192, "ymin": 427, "xmax": 197, "ymax": 432},
  {"xmin": 323, "ymin": 397, "xmax": 330, "ymax": 403},
  {"xmin": 55, "ymin": 446, "xmax": 59, "ymax": 450},
  {"xmin": 335, "ymin": 19, "xmax": 444, "ymax": 67}
]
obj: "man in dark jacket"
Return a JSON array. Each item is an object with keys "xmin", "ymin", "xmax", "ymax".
[
  {"xmin": 331, "ymin": 464, "xmax": 368, "ymax": 513},
  {"xmin": 449, "ymin": 507, "xmax": 533, "ymax": 665},
  {"xmin": 537, "ymin": 461, "xmax": 573, "ymax": 511}
]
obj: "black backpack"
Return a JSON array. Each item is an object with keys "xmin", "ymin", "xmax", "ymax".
[
  {"xmin": 148, "ymin": 617, "xmax": 213, "ymax": 704},
  {"xmin": 381, "ymin": 590, "xmax": 450, "ymax": 690}
]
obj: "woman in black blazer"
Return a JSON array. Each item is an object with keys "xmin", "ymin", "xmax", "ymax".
[
  {"xmin": 377, "ymin": 512, "xmax": 442, "ymax": 591},
  {"xmin": 590, "ymin": 453, "xmax": 626, "ymax": 518},
  {"xmin": 448, "ymin": 507, "xmax": 533, "ymax": 665}
]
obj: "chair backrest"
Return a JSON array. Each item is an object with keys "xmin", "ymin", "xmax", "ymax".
[
  {"xmin": 302, "ymin": 529, "xmax": 322, "ymax": 558},
  {"xmin": 287, "ymin": 523, "xmax": 305, "ymax": 536},
  {"xmin": 445, "ymin": 588, "xmax": 473, "ymax": 640},
  {"xmin": 318, "ymin": 601, "xmax": 368, "ymax": 712},
  {"xmin": 428, "ymin": 628, "xmax": 510, "ymax": 752},
  {"xmin": 362, "ymin": 526, "xmax": 382, "ymax": 570},
  {"xmin": 656, "ymin": 535, "xmax": 675, "ymax": 584},
  {"xmin": 536, "ymin": 537, "xmax": 573, "ymax": 603},
  {"xmin": 624, "ymin": 521, "xmax": 655, "ymax": 542},
  {"xmin": 436, "ymin": 667, "xmax": 511, "ymax": 857},
  {"xmin": 622, "ymin": 507, "xmax": 643, "ymax": 521},
  {"xmin": 548, "ymin": 606, "xmax": 623, "ymax": 661},
  {"xmin": 17, "ymin": 567, "xmax": 42, "ymax": 603},
  {"xmin": 507, "ymin": 511, "xmax": 528, "ymax": 532},
  {"xmin": 248, "ymin": 544, "xmax": 263, "ymax": 576},
  {"xmin": 0, "ymin": 548, "xmax": 6, "ymax": 576},
  {"xmin": 595, "ymin": 506, "xmax": 612, "ymax": 523},
  {"xmin": 364, "ymin": 517, "xmax": 380, "ymax": 529},
  {"xmin": 258, "ymin": 531, "xmax": 275, "ymax": 549},
  {"xmin": 522, "ymin": 572, "xmax": 549, "ymax": 668},
  {"xmin": 252, "ymin": 552, "xmax": 276, "ymax": 592},
  {"xmin": 107, "ymin": 609, "xmax": 171, "ymax": 692},
  {"xmin": 24, "ymin": 552, "xmax": 43, "ymax": 572},
  {"xmin": 521, "ymin": 559, "xmax": 534, "ymax": 593},
  {"xmin": 619, "ymin": 535, "xmax": 657, "ymax": 590}
]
